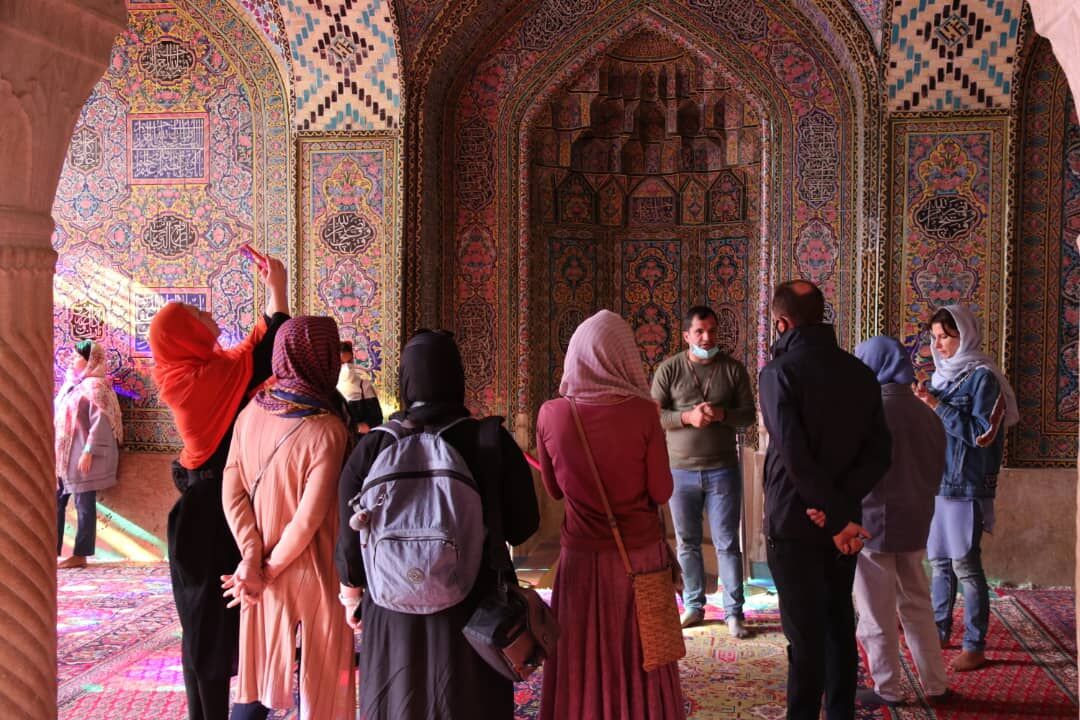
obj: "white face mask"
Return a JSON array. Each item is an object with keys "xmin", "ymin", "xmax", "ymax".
[{"xmin": 690, "ymin": 344, "xmax": 719, "ymax": 360}]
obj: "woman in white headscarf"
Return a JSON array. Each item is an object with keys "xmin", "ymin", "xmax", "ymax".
[
  {"xmin": 914, "ymin": 305, "xmax": 1018, "ymax": 673},
  {"xmin": 536, "ymin": 310, "xmax": 684, "ymax": 720},
  {"xmin": 54, "ymin": 340, "xmax": 123, "ymax": 568}
]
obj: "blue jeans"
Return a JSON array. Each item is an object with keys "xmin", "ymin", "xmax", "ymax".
[
  {"xmin": 669, "ymin": 466, "xmax": 745, "ymax": 618},
  {"xmin": 930, "ymin": 509, "xmax": 989, "ymax": 652}
]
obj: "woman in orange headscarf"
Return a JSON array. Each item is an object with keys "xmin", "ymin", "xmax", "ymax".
[{"xmin": 148, "ymin": 255, "xmax": 289, "ymax": 720}]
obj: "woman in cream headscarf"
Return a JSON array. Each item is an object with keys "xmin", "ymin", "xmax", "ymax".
[
  {"xmin": 536, "ymin": 310, "xmax": 685, "ymax": 720},
  {"xmin": 915, "ymin": 305, "xmax": 1018, "ymax": 673},
  {"xmin": 55, "ymin": 340, "xmax": 122, "ymax": 569}
]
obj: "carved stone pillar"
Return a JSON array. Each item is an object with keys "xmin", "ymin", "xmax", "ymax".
[
  {"xmin": 0, "ymin": 2, "xmax": 124, "ymax": 718},
  {"xmin": 1028, "ymin": 0, "xmax": 1080, "ymax": 664}
]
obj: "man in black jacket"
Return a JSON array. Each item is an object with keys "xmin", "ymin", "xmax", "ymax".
[{"xmin": 759, "ymin": 280, "xmax": 892, "ymax": 720}]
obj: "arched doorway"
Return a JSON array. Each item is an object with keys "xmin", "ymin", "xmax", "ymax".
[
  {"xmin": 525, "ymin": 28, "xmax": 770, "ymax": 405},
  {"xmin": 443, "ymin": 1, "xmax": 878, "ymax": 563}
]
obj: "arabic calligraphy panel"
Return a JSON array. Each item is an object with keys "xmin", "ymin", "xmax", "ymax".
[
  {"xmin": 129, "ymin": 113, "xmax": 209, "ymax": 183},
  {"xmin": 139, "ymin": 37, "xmax": 195, "ymax": 83},
  {"xmin": 132, "ymin": 288, "xmax": 209, "ymax": 357},
  {"xmin": 142, "ymin": 213, "xmax": 197, "ymax": 257}
]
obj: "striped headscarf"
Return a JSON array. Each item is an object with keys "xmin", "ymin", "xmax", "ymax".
[
  {"xmin": 559, "ymin": 310, "xmax": 653, "ymax": 403},
  {"xmin": 256, "ymin": 316, "xmax": 344, "ymax": 418}
]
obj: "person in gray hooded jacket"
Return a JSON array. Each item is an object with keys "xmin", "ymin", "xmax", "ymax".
[
  {"xmin": 850, "ymin": 336, "xmax": 950, "ymax": 708},
  {"xmin": 54, "ymin": 340, "xmax": 123, "ymax": 569}
]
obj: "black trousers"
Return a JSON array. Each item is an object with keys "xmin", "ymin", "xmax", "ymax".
[
  {"xmin": 767, "ymin": 537, "xmax": 859, "ymax": 720},
  {"xmin": 57, "ymin": 486, "xmax": 97, "ymax": 556},
  {"xmin": 229, "ymin": 702, "xmax": 270, "ymax": 720},
  {"xmin": 169, "ymin": 461, "xmax": 241, "ymax": 720}
]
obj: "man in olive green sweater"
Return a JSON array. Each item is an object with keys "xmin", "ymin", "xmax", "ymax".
[{"xmin": 651, "ymin": 305, "xmax": 756, "ymax": 636}]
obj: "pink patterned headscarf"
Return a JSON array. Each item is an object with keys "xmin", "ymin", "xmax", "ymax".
[
  {"xmin": 559, "ymin": 310, "xmax": 653, "ymax": 404},
  {"xmin": 54, "ymin": 341, "xmax": 123, "ymax": 478}
]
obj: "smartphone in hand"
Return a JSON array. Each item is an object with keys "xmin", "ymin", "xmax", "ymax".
[{"xmin": 239, "ymin": 243, "xmax": 268, "ymax": 271}]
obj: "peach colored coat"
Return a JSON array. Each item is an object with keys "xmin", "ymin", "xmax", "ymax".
[{"xmin": 223, "ymin": 405, "xmax": 355, "ymax": 719}]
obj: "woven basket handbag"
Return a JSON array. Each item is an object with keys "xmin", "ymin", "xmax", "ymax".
[{"xmin": 568, "ymin": 398, "xmax": 687, "ymax": 672}]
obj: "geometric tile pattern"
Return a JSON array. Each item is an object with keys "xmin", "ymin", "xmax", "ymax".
[
  {"xmin": 1011, "ymin": 37, "xmax": 1079, "ymax": 467},
  {"xmin": 52, "ymin": 0, "xmax": 290, "ymax": 452},
  {"xmin": 887, "ymin": 113, "xmax": 1010, "ymax": 385},
  {"xmin": 297, "ymin": 133, "xmax": 402, "ymax": 403},
  {"xmin": 281, "ymin": 0, "xmax": 402, "ymax": 130},
  {"xmin": 233, "ymin": 0, "xmax": 293, "ymax": 75},
  {"xmin": 886, "ymin": 0, "xmax": 1023, "ymax": 111},
  {"xmin": 849, "ymin": 0, "xmax": 887, "ymax": 50}
]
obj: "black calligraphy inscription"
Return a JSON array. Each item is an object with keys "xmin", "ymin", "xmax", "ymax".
[
  {"xmin": 140, "ymin": 39, "xmax": 195, "ymax": 83},
  {"xmin": 457, "ymin": 119, "xmax": 495, "ymax": 211},
  {"xmin": 143, "ymin": 214, "xmax": 196, "ymax": 257},
  {"xmin": 796, "ymin": 109, "xmax": 838, "ymax": 208},
  {"xmin": 69, "ymin": 300, "xmax": 105, "ymax": 340},
  {"xmin": 913, "ymin": 195, "xmax": 980, "ymax": 241},
  {"xmin": 320, "ymin": 212, "xmax": 377, "ymax": 254}
]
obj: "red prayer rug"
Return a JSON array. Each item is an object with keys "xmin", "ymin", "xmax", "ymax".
[{"xmin": 57, "ymin": 565, "xmax": 1077, "ymax": 719}]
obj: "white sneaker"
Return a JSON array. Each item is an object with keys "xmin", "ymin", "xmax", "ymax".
[
  {"xmin": 726, "ymin": 616, "xmax": 749, "ymax": 639},
  {"xmin": 680, "ymin": 608, "xmax": 705, "ymax": 628}
]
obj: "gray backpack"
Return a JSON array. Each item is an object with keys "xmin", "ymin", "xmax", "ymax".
[{"xmin": 347, "ymin": 417, "xmax": 485, "ymax": 614}]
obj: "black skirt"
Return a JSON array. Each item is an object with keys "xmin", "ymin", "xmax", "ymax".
[{"xmin": 358, "ymin": 590, "xmax": 514, "ymax": 720}]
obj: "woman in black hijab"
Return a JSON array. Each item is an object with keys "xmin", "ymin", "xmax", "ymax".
[{"xmin": 335, "ymin": 330, "xmax": 540, "ymax": 720}]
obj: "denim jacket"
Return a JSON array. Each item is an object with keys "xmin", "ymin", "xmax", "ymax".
[{"xmin": 930, "ymin": 366, "xmax": 1005, "ymax": 499}]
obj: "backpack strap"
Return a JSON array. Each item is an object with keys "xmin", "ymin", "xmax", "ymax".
[
  {"xmin": 370, "ymin": 419, "xmax": 409, "ymax": 441},
  {"xmin": 433, "ymin": 415, "xmax": 475, "ymax": 438},
  {"xmin": 249, "ymin": 416, "xmax": 308, "ymax": 502},
  {"xmin": 476, "ymin": 416, "xmax": 515, "ymax": 575}
]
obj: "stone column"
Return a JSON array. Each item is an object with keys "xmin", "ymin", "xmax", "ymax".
[
  {"xmin": 0, "ymin": 2, "xmax": 124, "ymax": 718},
  {"xmin": 1027, "ymin": 0, "xmax": 1080, "ymax": 667}
]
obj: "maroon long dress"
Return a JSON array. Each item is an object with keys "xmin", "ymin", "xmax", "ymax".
[{"xmin": 536, "ymin": 396, "xmax": 685, "ymax": 720}]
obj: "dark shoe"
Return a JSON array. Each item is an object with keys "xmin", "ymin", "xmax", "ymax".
[
  {"xmin": 726, "ymin": 616, "xmax": 750, "ymax": 639},
  {"xmin": 57, "ymin": 555, "xmax": 87, "ymax": 569},
  {"xmin": 680, "ymin": 608, "xmax": 705, "ymax": 629},
  {"xmin": 951, "ymin": 650, "xmax": 987, "ymax": 671},
  {"xmin": 856, "ymin": 687, "xmax": 899, "ymax": 708},
  {"xmin": 938, "ymin": 626, "xmax": 950, "ymax": 648},
  {"xmin": 927, "ymin": 688, "xmax": 954, "ymax": 705}
]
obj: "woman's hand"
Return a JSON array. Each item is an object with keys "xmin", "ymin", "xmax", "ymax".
[
  {"xmin": 222, "ymin": 560, "xmax": 265, "ymax": 608},
  {"xmin": 258, "ymin": 255, "xmax": 289, "ymax": 316},
  {"xmin": 913, "ymin": 383, "xmax": 939, "ymax": 409},
  {"xmin": 806, "ymin": 508, "xmax": 826, "ymax": 528},
  {"xmin": 77, "ymin": 450, "xmax": 93, "ymax": 475},
  {"xmin": 340, "ymin": 584, "xmax": 363, "ymax": 631}
]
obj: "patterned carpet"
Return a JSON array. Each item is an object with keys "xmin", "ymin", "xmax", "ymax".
[{"xmin": 58, "ymin": 565, "xmax": 1078, "ymax": 719}]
